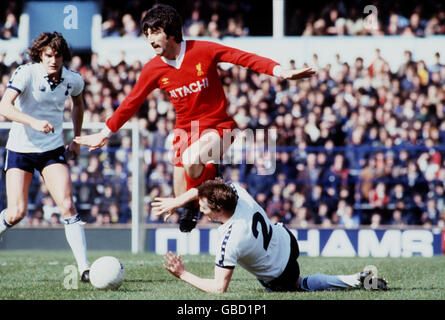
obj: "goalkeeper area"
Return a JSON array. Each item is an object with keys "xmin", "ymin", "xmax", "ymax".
[{"xmin": 0, "ymin": 250, "xmax": 444, "ymax": 300}]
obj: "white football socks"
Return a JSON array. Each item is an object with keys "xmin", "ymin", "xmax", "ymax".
[
  {"xmin": 337, "ymin": 273, "xmax": 362, "ymax": 288},
  {"xmin": 64, "ymin": 214, "xmax": 89, "ymax": 274},
  {"xmin": 0, "ymin": 209, "xmax": 12, "ymax": 237}
]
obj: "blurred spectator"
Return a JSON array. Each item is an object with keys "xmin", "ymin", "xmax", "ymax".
[
  {"xmin": 0, "ymin": 12, "xmax": 18, "ymax": 39},
  {"xmin": 121, "ymin": 13, "xmax": 139, "ymax": 38},
  {"xmin": 338, "ymin": 204, "xmax": 360, "ymax": 228},
  {"xmin": 184, "ymin": 8, "xmax": 206, "ymax": 36},
  {"xmin": 369, "ymin": 182, "xmax": 389, "ymax": 208}
]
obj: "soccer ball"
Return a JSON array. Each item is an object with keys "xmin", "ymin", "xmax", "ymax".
[{"xmin": 89, "ymin": 256, "xmax": 125, "ymax": 290}]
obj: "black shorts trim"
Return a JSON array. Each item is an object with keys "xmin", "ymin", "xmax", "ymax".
[
  {"xmin": 258, "ymin": 226, "xmax": 300, "ymax": 292},
  {"xmin": 4, "ymin": 146, "xmax": 67, "ymax": 174}
]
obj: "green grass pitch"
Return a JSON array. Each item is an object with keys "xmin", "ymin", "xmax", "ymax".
[{"xmin": 0, "ymin": 250, "xmax": 444, "ymax": 300}]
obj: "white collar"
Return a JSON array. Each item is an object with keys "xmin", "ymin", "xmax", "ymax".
[
  {"xmin": 160, "ymin": 40, "xmax": 186, "ymax": 69},
  {"xmin": 38, "ymin": 63, "xmax": 67, "ymax": 81}
]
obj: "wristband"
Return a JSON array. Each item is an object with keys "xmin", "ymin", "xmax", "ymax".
[
  {"xmin": 99, "ymin": 126, "xmax": 113, "ymax": 139},
  {"xmin": 273, "ymin": 65, "xmax": 282, "ymax": 78}
]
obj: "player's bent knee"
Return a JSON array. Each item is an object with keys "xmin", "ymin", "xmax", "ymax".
[
  {"xmin": 184, "ymin": 163, "xmax": 204, "ymax": 179},
  {"xmin": 59, "ymin": 198, "xmax": 75, "ymax": 217},
  {"xmin": 182, "ymin": 152, "xmax": 201, "ymax": 169}
]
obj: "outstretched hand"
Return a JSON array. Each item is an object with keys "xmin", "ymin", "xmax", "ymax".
[
  {"xmin": 151, "ymin": 197, "xmax": 182, "ymax": 222},
  {"xmin": 73, "ymin": 133, "xmax": 108, "ymax": 152},
  {"xmin": 163, "ymin": 251, "xmax": 185, "ymax": 278},
  {"xmin": 280, "ymin": 67, "xmax": 316, "ymax": 80}
]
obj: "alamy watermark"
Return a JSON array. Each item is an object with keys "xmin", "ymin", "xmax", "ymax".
[
  {"xmin": 172, "ymin": 121, "xmax": 277, "ymax": 175},
  {"xmin": 64, "ymin": 5, "xmax": 78, "ymax": 30},
  {"xmin": 63, "ymin": 264, "xmax": 78, "ymax": 289},
  {"xmin": 362, "ymin": 265, "xmax": 380, "ymax": 290},
  {"xmin": 363, "ymin": 5, "xmax": 379, "ymax": 31}
]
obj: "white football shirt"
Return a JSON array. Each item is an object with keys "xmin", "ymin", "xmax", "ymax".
[
  {"xmin": 6, "ymin": 62, "xmax": 84, "ymax": 153},
  {"xmin": 215, "ymin": 182, "xmax": 291, "ymax": 281}
]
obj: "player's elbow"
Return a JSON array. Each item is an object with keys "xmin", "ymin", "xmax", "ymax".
[
  {"xmin": 211, "ymin": 286, "xmax": 227, "ymax": 294},
  {"xmin": 0, "ymin": 100, "xmax": 14, "ymax": 119},
  {"xmin": 0, "ymin": 100, "xmax": 7, "ymax": 117}
]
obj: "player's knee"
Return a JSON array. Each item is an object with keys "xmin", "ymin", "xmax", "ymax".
[
  {"xmin": 184, "ymin": 163, "xmax": 204, "ymax": 179},
  {"xmin": 6, "ymin": 205, "xmax": 27, "ymax": 225},
  {"xmin": 182, "ymin": 152, "xmax": 201, "ymax": 170},
  {"xmin": 59, "ymin": 198, "xmax": 75, "ymax": 217}
]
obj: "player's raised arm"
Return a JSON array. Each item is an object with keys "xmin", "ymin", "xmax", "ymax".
[
  {"xmin": 209, "ymin": 41, "xmax": 316, "ymax": 80},
  {"xmin": 0, "ymin": 87, "xmax": 54, "ymax": 133},
  {"xmin": 74, "ymin": 62, "xmax": 158, "ymax": 152},
  {"xmin": 151, "ymin": 188, "xmax": 199, "ymax": 221}
]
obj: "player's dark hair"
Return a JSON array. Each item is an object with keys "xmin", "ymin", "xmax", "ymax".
[
  {"xmin": 197, "ymin": 178, "xmax": 238, "ymax": 214},
  {"xmin": 140, "ymin": 4, "xmax": 183, "ymax": 43},
  {"xmin": 28, "ymin": 32, "xmax": 72, "ymax": 63}
]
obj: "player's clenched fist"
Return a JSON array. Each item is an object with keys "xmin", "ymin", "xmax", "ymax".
[{"xmin": 31, "ymin": 119, "xmax": 54, "ymax": 134}]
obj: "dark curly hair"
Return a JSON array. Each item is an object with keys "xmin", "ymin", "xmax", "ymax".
[
  {"xmin": 28, "ymin": 32, "xmax": 72, "ymax": 63},
  {"xmin": 140, "ymin": 4, "xmax": 183, "ymax": 43}
]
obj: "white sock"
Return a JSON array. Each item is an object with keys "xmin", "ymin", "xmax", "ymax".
[
  {"xmin": 64, "ymin": 214, "xmax": 89, "ymax": 274},
  {"xmin": 0, "ymin": 209, "xmax": 12, "ymax": 237},
  {"xmin": 337, "ymin": 273, "xmax": 361, "ymax": 288}
]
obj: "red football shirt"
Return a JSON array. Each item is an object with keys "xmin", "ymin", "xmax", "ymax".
[{"xmin": 106, "ymin": 40, "xmax": 280, "ymax": 133}]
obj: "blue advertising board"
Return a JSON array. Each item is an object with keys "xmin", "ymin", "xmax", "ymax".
[
  {"xmin": 24, "ymin": 1, "xmax": 99, "ymax": 51},
  {"xmin": 150, "ymin": 228, "xmax": 444, "ymax": 257}
]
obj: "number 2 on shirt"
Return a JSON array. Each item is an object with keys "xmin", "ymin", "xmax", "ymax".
[{"xmin": 252, "ymin": 212, "xmax": 273, "ymax": 251}]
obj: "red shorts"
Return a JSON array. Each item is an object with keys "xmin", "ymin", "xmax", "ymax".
[{"xmin": 173, "ymin": 121, "xmax": 236, "ymax": 167}]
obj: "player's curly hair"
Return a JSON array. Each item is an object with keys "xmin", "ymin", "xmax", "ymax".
[
  {"xmin": 28, "ymin": 32, "xmax": 72, "ymax": 63},
  {"xmin": 197, "ymin": 178, "xmax": 238, "ymax": 214},
  {"xmin": 140, "ymin": 4, "xmax": 183, "ymax": 43}
]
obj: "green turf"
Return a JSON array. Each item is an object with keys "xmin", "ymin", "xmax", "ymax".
[{"xmin": 0, "ymin": 250, "xmax": 444, "ymax": 300}]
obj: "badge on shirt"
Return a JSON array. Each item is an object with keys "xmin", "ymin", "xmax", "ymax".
[{"xmin": 196, "ymin": 63, "xmax": 204, "ymax": 76}]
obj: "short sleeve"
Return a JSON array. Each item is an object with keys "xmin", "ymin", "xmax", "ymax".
[
  {"xmin": 7, "ymin": 65, "xmax": 31, "ymax": 94},
  {"xmin": 215, "ymin": 224, "xmax": 238, "ymax": 269},
  {"xmin": 71, "ymin": 73, "xmax": 84, "ymax": 97}
]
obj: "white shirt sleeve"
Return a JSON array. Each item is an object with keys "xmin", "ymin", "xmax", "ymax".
[
  {"xmin": 8, "ymin": 65, "xmax": 31, "ymax": 93},
  {"xmin": 215, "ymin": 224, "xmax": 239, "ymax": 268},
  {"xmin": 71, "ymin": 74, "xmax": 84, "ymax": 97}
]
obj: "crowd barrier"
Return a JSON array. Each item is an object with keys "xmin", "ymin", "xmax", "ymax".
[{"xmin": 1, "ymin": 226, "xmax": 443, "ymax": 257}]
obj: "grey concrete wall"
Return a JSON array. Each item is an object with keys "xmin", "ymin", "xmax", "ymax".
[{"xmin": 0, "ymin": 227, "xmax": 133, "ymax": 251}]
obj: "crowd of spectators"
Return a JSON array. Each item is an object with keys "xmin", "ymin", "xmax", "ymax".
[
  {"xmin": 101, "ymin": 0, "xmax": 252, "ymax": 39},
  {"xmin": 1, "ymin": 2, "xmax": 445, "ymax": 228},
  {"xmin": 2, "ymin": 43, "xmax": 444, "ymax": 229},
  {"xmin": 102, "ymin": 0, "xmax": 445, "ymax": 38},
  {"xmin": 288, "ymin": 0, "xmax": 445, "ymax": 36},
  {"xmin": 2, "ymin": 1, "xmax": 445, "ymax": 40},
  {"xmin": 100, "ymin": 0, "xmax": 445, "ymax": 38}
]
